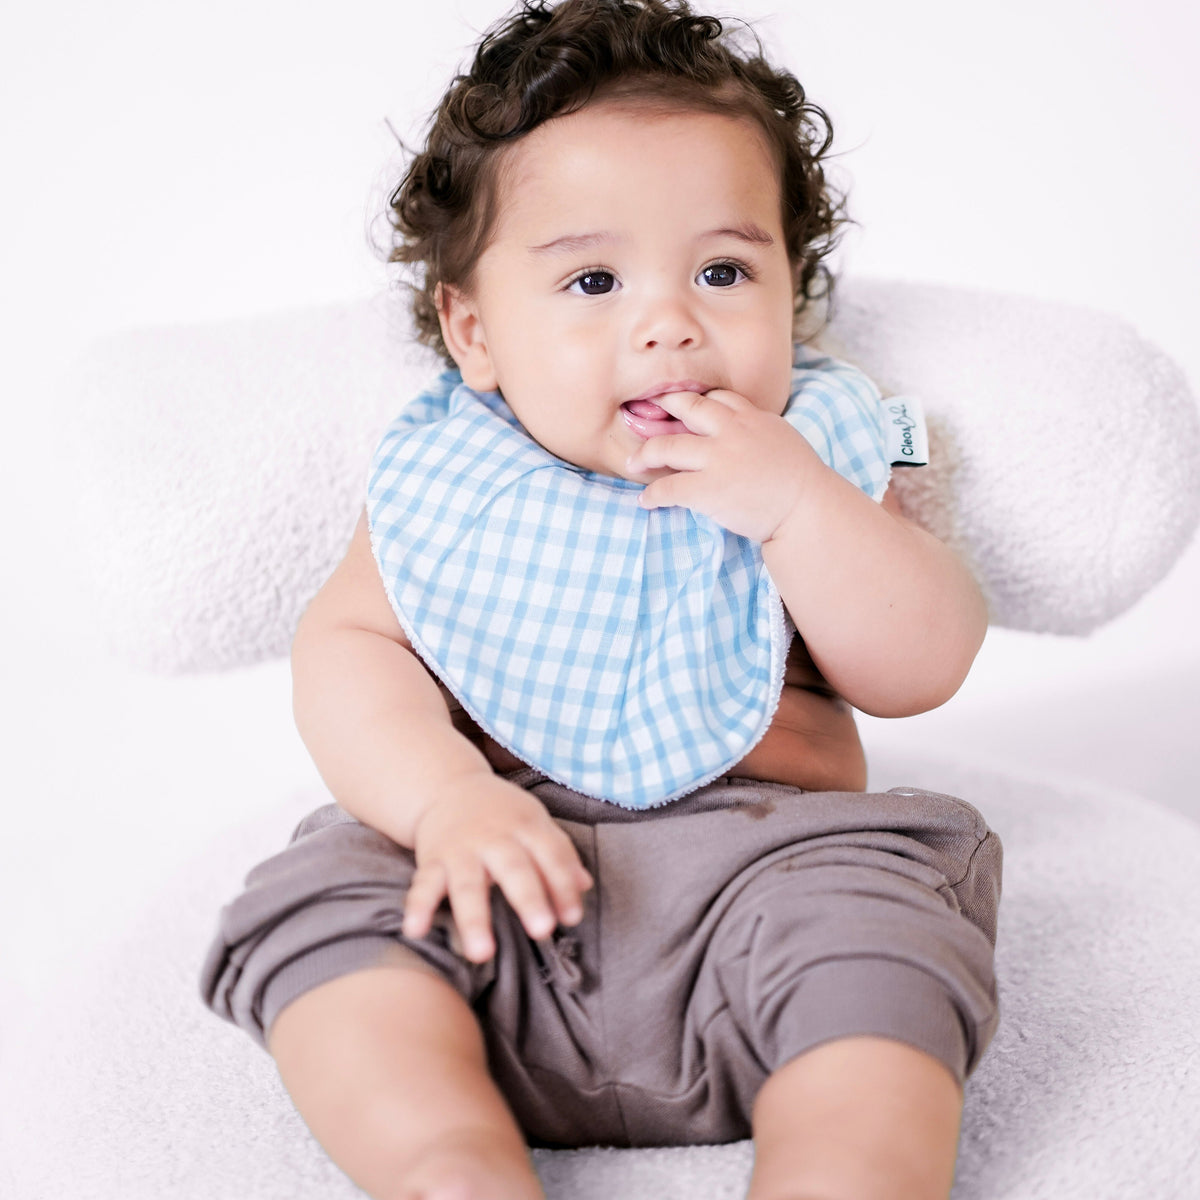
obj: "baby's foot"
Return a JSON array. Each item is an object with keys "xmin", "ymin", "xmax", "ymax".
[{"xmin": 392, "ymin": 1127, "xmax": 545, "ymax": 1200}]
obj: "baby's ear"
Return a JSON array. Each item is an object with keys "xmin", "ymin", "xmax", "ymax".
[{"xmin": 436, "ymin": 283, "xmax": 499, "ymax": 392}]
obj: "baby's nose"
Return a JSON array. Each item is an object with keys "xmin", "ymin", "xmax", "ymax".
[{"xmin": 633, "ymin": 298, "xmax": 703, "ymax": 350}]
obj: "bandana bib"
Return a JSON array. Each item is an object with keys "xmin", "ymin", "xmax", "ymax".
[{"xmin": 366, "ymin": 345, "xmax": 891, "ymax": 808}]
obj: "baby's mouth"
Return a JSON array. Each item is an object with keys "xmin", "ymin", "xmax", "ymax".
[{"xmin": 620, "ymin": 399, "xmax": 692, "ymax": 439}]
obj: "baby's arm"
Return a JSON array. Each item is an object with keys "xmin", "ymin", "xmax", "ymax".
[
  {"xmin": 291, "ymin": 510, "xmax": 592, "ymax": 960},
  {"xmin": 761, "ymin": 473, "xmax": 985, "ymax": 717},
  {"xmin": 629, "ymin": 389, "xmax": 986, "ymax": 718}
]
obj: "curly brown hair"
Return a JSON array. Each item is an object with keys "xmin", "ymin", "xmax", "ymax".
[{"xmin": 382, "ymin": 0, "xmax": 848, "ymax": 365}]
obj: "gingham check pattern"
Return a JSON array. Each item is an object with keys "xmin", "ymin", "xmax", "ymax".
[{"xmin": 366, "ymin": 345, "xmax": 889, "ymax": 808}]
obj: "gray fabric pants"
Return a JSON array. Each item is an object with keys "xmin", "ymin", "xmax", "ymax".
[{"xmin": 201, "ymin": 771, "xmax": 1002, "ymax": 1148}]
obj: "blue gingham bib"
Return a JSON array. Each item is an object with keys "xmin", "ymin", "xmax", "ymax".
[{"xmin": 366, "ymin": 345, "xmax": 891, "ymax": 808}]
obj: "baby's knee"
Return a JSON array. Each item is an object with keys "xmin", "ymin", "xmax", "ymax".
[
  {"xmin": 266, "ymin": 962, "xmax": 542, "ymax": 1200},
  {"xmin": 750, "ymin": 1035, "xmax": 962, "ymax": 1200},
  {"xmin": 266, "ymin": 944, "xmax": 470, "ymax": 1062}
]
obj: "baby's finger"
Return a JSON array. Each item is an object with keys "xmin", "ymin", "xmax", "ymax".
[
  {"xmin": 648, "ymin": 387, "xmax": 735, "ymax": 432},
  {"xmin": 443, "ymin": 859, "xmax": 498, "ymax": 962},
  {"xmin": 401, "ymin": 860, "xmax": 448, "ymax": 940},
  {"xmin": 480, "ymin": 841, "xmax": 559, "ymax": 941},
  {"xmin": 696, "ymin": 387, "xmax": 753, "ymax": 411},
  {"xmin": 628, "ymin": 431, "xmax": 709, "ymax": 476},
  {"xmin": 639, "ymin": 468, "xmax": 705, "ymax": 513},
  {"xmin": 517, "ymin": 830, "xmax": 594, "ymax": 926}
]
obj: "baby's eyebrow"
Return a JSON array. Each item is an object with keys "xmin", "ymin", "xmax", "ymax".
[
  {"xmin": 708, "ymin": 222, "xmax": 775, "ymax": 248},
  {"xmin": 528, "ymin": 232, "xmax": 619, "ymax": 256},
  {"xmin": 527, "ymin": 223, "xmax": 774, "ymax": 256}
]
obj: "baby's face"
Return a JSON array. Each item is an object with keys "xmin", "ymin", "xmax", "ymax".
[{"xmin": 438, "ymin": 99, "xmax": 797, "ymax": 481}]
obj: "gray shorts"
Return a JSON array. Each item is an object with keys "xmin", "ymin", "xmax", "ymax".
[{"xmin": 201, "ymin": 771, "xmax": 1001, "ymax": 1148}]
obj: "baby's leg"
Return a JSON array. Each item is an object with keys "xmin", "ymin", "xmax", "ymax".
[
  {"xmin": 673, "ymin": 782, "xmax": 1001, "ymax": 1196},
  {"xmin": 747, "ymin": 1035, "xmax": 962, "ymax": 1200},
  {"xmin": 268, "ymin": 953, "xmax": 545, "ymax": 1200}
]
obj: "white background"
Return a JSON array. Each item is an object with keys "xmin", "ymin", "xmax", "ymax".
[{"xmin": 2, "ymin": 0, "xmax": 1197, "ymax": 1018}]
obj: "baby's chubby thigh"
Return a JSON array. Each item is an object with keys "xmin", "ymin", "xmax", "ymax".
[
  {"xmin": 200, "ymin": 802, "xmax": 488, "ymax": 1048},
  {"xmin": 200, "ymin": 802, "xmax": 553, "ymax": 1198},
  {"xmin": 572, "ymin": 779, "xmax": 1002, "ymax": 1145}
]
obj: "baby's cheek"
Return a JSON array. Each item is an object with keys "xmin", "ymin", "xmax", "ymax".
[{"xmin": 760, "ymin": 379, "xmax": 793, "ymax": 417}]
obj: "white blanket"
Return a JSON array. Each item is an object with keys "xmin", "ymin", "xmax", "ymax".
[{"xmin": 3, "ymin": 751, "xmax": 1198, "ymax": 1198}]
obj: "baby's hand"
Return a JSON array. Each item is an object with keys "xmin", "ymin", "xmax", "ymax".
[
  {"xmin": 402, "ymin": 773, "xmax": 594, "ymax": 963},
  {"xmin": 626, "ymin": 388, "xmax": 818, "ymax": 543}
]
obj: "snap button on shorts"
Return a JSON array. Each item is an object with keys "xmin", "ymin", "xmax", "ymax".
[{"xmin": 201, "ymin": 772, "xmax": 1002, "ymax": 1148}]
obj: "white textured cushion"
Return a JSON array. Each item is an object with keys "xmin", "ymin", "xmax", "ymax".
[{"xmin": 61, "ymin": 278, "xmax": 1200, "ymax": 672}]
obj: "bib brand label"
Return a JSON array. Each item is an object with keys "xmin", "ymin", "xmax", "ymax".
[{"xmin": 883, "ymin": 395, "xmax": 929, "ymax": 466}]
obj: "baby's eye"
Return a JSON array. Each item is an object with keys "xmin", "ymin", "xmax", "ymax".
[
  {"xmin": 567, "ymin": 270, "xmax": 618, "ymax": 296},
  {"xmin": 699, "ymin": 261, "xmax": 748, "ymax": 288}
]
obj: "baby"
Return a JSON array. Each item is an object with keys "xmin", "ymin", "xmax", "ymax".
[{"xmin": 202, "ymin": 2, "xmax": 1003, "ymax": 1198}]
